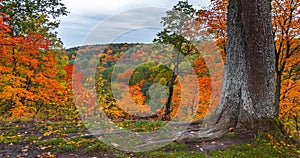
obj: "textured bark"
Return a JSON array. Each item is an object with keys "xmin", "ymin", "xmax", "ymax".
[
  {"xmin": 164, "ymin": 71, "xmax": 176, "ymax": 119},
  {"xmin": 178, "ymin": 0, "xmax": 276, "ymax": 143},
  {"xmin": 165, "ymin": 44, "xmax": 181, "ymax": 120},
  {"xmin": 274, "ymin": 70, "xmax": 282, "ymax": 115}
]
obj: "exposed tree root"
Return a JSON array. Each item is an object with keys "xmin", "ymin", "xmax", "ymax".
[{"xmin": 177, "ymin": 126, "xmax": 228, "ymax": 143}]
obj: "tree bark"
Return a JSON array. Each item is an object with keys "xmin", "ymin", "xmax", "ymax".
[{"xmin": 178, "ymin": 0, "xmax": 276, "ymax": 142}]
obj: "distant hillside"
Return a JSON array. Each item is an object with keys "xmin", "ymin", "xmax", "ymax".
[{"xmin": 65, "ymin": 43, "xmax": 142, "ymax": 65}]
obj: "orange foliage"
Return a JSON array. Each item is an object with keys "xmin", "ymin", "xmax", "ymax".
[
  {"xmin": 279, "ymin": 50, "xmax": 300, "ymax": 118},
  {"xmin": 197, "ymin": 0, "xmax": 227, "ymax": 56},
  {"xmin": 170, "ymin": 75, "xmax": 210, "ymax": 121},
  {"xmin": 0, "ymin": 12, "xmax": 64, "ymax": 117},
  {"xmin": 170, "ymin": 42, "xmax": 223, "ymax": 120},
  {"xmin": 271, "ymin": 0, "xmax": 300, "ymax": 121},
  {"xmin": 116, "ymin": 83, "xmax": 152, "ymax": 116}
]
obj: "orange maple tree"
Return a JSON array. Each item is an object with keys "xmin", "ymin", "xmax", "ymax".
[
  {"xmin": 271, "ymin": 0, "xmax": 300, "ymax": 114},
  {"xmin": 0, "ymin": 11, "xmax": 64, "ymax": 118}
]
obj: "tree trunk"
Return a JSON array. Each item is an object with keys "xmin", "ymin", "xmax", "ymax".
[
  {"xmin": 274, "ymin": 70, "xmax": 281, "ymax": 116},
  {"xmin": 178, "ymin": 0, "xmax": 276, "ymax": 142},
  {"xmin": 164, "ymin": 42, "xmax": 182, "ymax": 120},
  {"xmin": 164, "ymin": 71, "xmax": 176, "ymax": 119}
]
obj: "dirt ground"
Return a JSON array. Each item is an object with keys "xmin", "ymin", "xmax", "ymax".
[{"xmin": 0, "ymin": 121, "xmax": 254, "ymax": 158}]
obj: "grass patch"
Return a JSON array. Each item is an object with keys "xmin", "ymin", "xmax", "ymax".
[
  {"xmin": 85, "ymin": 139, "xmax": 112, "ymax": 152},
  {"xmin": 148, "ymin": 151, "xmax": 206, "ymax": 158},
  {"xmin": 0, "ymin": 134, "xmax": 39, "ymax": 144},
  {"xmin": 210, "ymin": 133, "xmax": 300, "ymax": 158},
  {"xmin": 160, "ymin": 142, "xmax": 188, "ymax": 151},
  {"xmin": 117, "ymin": 120, "xmax": 166, "ymax": 132},
  {"xmin": 35, "ymin": 137, "xmax": 92, "ymax": 153}
]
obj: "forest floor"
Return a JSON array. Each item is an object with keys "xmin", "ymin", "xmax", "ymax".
[{"xmin": 0, "ymin": 119, "xmax": 299, "ymax": 158}]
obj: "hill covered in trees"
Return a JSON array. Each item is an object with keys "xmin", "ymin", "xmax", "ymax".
[{"xmin": 65, "ymin": 42, "xmax": 222, "ymax": 122}]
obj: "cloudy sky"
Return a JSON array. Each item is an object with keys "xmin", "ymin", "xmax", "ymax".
[{"xmin": 57, "ymin": 0, "xmax": 211, "ymax": 48}]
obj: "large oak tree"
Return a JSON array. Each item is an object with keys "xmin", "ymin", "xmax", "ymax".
[{"xmin": 179, "ymin": 0, "xmax": 277, "ymax": 142}]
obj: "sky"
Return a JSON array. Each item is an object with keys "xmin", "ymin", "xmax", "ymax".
[{"xmin": 57, "ymin": 0, "xmax": 211, "ymax": 48}]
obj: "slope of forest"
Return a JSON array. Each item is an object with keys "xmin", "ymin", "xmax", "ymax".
[{"xmin": 65, "ymin": 42, "xmax": 219, "ymax": 121}]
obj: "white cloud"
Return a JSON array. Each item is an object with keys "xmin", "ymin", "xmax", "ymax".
[
  {"xmin": 82, "ymin": 7, "xmax": 167, "ymax": 45},
  {"xmin": 58, "ymin": 0, "xmax": 211, "ymax": 48},
  {"xmin": 61, "ymin": 0, "xmax": 175, "ymax": 16}
]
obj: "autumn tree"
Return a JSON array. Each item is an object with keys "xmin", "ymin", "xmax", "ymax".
[
  {"xmin": 0, "ymin": 1, "xmax": 69, "ymax": 118},
  {"xmin": 279, "ymin": 51, "xmax": 300, "ymax": 137},
  {"xmin": 0, "ymin": 27, "xmax": 63, "ymax": 118},
  {"xmin": 272, "ymin": 0, "xmax": 300, "ymax": 114},
  {"xmin": 154, "ymin": 1, "xmax": 197, "ymax": 119},
  {"xmin": 179, "ymin": 0, "xmax": 276, "ymax": 142}
]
